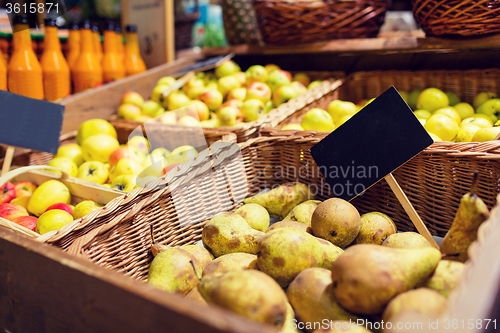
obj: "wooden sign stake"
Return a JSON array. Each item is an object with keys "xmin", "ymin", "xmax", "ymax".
[
  {"xmin": 1, "ymin": 146, "xmax": 15, "ymax": 176},
  {"xmin": 384, "ymin": 173, "xmax": 439, "ymax": 249}
]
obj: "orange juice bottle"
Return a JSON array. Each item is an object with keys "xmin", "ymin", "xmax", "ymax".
[
  {"xmin": 72, "ymin": 20, "xmax": 103, "ymax": 93},
  {"xmin": 124, "ymin": 25, "xmax": 146, "ymax": 76},
  {"xmin": 92, "ymin": 23, "xmax": 103, "ymax": 64},
  {"xmin": 0, "ymin": 32, "xmax": 10, "ymax": 66},
  {"xmin": 8, "ymin": 15, "xmax": 44, "ymax": 100},
  {"xmin": 102, "ymin": 22, "xmax": 125, "ymax": 83},
  {"xmin": 41, "ymin": 19, "xmax": 71, "ymax": 102},
  {"xmin": 115, "ymin": 26, "xmax": 125, "ymax": 64},
  {"xmin": 0, "ymin": 49, "xmax": 6, "ymax": 90},
  {"xmin": 67, "ymin": 22, "xmax": 81, "ymax": 70}
]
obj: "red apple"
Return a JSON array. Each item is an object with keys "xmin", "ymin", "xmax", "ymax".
[
  {"xmin": 220, "ymin": 99, "xmax": 243, "ymax": 110},
  {"xmin": 109, "ymin": 146, "xmax": 144, "ymax": 169},
  {"xmin": 0, "ymin": 203, "xmax": 29, "ymax": 221},
  {"xmin": 45, "ymin": 203, "xmax": 74, "ymax": 215},
  {"xmin": 0, "ymin": 182, "xmax": 17, "ymax": 203},
  {"xmin": 199, "ymin": 90, "xmax": 223, "ymax": 111},
  {"xmin": 246, "ymin": 82, "xmax": 271, "ymax": 104},
  {"xmin": 14, "ymin": 181, "xmax": 37, "ymax": 198},
  {"xmin": 162, "ymin": 162, "xmax": 182, "ymax": 175},
  {"xmin": 12, "ymin": 215, "xmax": 37, "ymax": 232}
]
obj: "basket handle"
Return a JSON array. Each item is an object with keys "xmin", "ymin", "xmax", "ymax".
[{"xmin": 0, "ymin": 165, "xmax": 70, "ymax": 187}]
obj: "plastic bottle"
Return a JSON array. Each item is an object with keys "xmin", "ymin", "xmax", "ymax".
[
  {"xmin": 102, "ymin": 21, "xmax": 125, "ymax": 83},
  {"xmin": 72, "ymin": 20, "xmax": 103, "ymax": 93},
  {"xmin": 0, "ymin": 32, "xmax": 10, "ymax": 65},
  {"xmin": 41, "ymin": 19, "xmax": 71, "ymax": 102},
  {"xmin": 124, "ymin": 25, "xmax": 146, "ymax": 76},
  {"xmin": 8, "ymin": 15, "xmax": 44, "ymax": 99},
  {"xmin": 92, "ymin": 23, "xmax": 103, "ymax": 64},
  {"xmin": 67, "ymin": 22, "xmax": 81, "ymax": 70},
  {"xmin": 115, "ymin": 26, "xmax": 125, "ymax": 64},
  {"xmin": 0, "ymin": 49, "xmax": 6, "ymax": 90}
]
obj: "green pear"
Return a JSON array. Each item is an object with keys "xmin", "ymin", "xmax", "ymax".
[
  {"xmin": 287, "ymin": 268, "xmax": 360, "ymax": 332},
  {"xmin": 354, "ymin": 212, "xmax": 397, "ymax": 245},
  {"xmin": 202, "ymin": 212, "xmax": 264, "ymax": 257},
  {"xmin": 331, "ymin": 244, "xmax": 441, "ymax": 315},
  {"xmin": 198, "ymin": 270, "xmax": 288, "ymax": 327},
  {"xmin": 283, "ymin": 200, "xmax": 321, "ymax": 226},
  {"xmin": 280, "ymin": 303, "xmax": 299, "ymax": 333},
  {"xmin": 267, "ymin": 221, "xmax": 312, "ymax": 234},
  {"xmin": 382, "ymin": 288, "xmax": 446, "ymax": 325},
  {"xmin": 257, "ymin": 228, "xmax": 343, "ymax": 287},
  {"xmin": 147, "ymin": 247, "xmax": 202, "ymax": 295},
  {"xmin": 185, "ymin": 285, "xmax": 208, "ymax": 306},
  {"xmin": 311, "ymin": 198, "xmax": 361, "ymax": 248},
  {"xmin": 243, "ymin": 183, "xmax": 314, "ymax": 219},
  {"xmin": 382, "ymin": 232, "xmax": 432, "ymax": 249},
  {"xmin": 203, "ymin": 252, "xmax": 257, "ymax": 276},
  {"xmin": 423, "ymin": 260, "xmax": 465, "ymax": 297},
  {"xmin": 440, "ymin": 192, "xmax": 489, "ymax": 262},
  {"xmin": 180, "ymin": 244, "xmax": 213, "ymax": 271},
  {"xmin": 235, "ymin": 203, "xmax": 270, "ymax": 232}
]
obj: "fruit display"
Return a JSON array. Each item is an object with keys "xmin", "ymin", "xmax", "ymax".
[
  {"xmin": 145, "ymin": 182, "xmax": 484, "ymax": 331},
  {"xmin": 116, "ymin": 60, "xmax": 324, "ymax": 128}
]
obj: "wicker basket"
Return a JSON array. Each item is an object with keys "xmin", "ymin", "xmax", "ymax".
[
  {"xmin": 412, "ymin": 0, "xmax": 500, "ymax": 37},
  {"xmin": 253, "ymin": 0, "xmax": 392, "ymax": 45}
]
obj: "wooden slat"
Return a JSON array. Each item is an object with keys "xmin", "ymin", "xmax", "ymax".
[{"xmin": 0, "ymin": 228, "xmax": 278, "ymax": 333}]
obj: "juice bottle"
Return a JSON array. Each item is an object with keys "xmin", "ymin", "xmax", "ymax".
[
  {"xmin": 102, "ymin": 22, "xmax": 125, "ymax": 83},
  {"xmin": 0, "ymin": 49, "xmax": 6, "ymax": 90},
  {"xmin": 41, "ymin": 19, "xmax": 70, "ymax": 102},
  {"xmin": 8, "ymin": 14, "xmax": 44, "ymax": 100},
  {"xmin": 66, "ymin": 22, "xmax": 81, "ymax": 70},
  {"xmin": 124, "ymin": 25, "xmax": 146, "ymax": 76},
  {"xmin": 72, "ymin": 20, "xmax": 103, "ymax": 93},
  {"xmin": 0, "ymin": 32, "xmax": 10, "ymax": 65},
  {"xmin": 115, "ymin": 26, "xmax": 125, "ymax": 64},
  {"xmin": 92, "ymin": 23, "xmax": 103, "ymax": 64}
]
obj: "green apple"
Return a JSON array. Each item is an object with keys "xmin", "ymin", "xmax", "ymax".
[
  {"xmin": 282, "ymin": 123, "xmax": 303, "ymax": 131},
  {"xmin": 264, "ymin": 101, "xmax": 274, "ymax": 113},
  {"xmin": 217, "ymin": 75, "xmax": 241, "ymax": 97},
  {"xmin": 117, "ymin": 103, "xmax": 142, "ymax": 120},
  {"xmin": 227, "ymin": 87, "xmax": 247, "ymax": 101},
  {"xmin": 81, "ymin": 134, "xmax": 120, "ymax": 163},
  {"xmin": 120, "ymin": 91, "xmax": 144, "ymax": 107},
  {"xmin": 201, "ymin": 118, "xmax": 220, "ymax": 128},
  {"xmin": 36, "ymin": 209, "xmax": 74, "ymax": 235},
  {"xmin": 168, "ymin": 145, "xmax": 198, "ymax": 164},
  {"xmin": 205, "ymin": 81, "xmax": 218, "ymax": 91},
  {"xmin": 28, "ymin": 180, "xmax": 71, "ymax": 217},
  {"xmin": 215, "ymin": 60, "xmax": 241, "ymax": 78},
  {"xmin": 307, "ymin": 80, "xmax": 322, "ymax": 90},
  {"xmin": 217, "ymin": 106, "xmax": 240, "ymax": 126},
  {"xmin": 158, "ymin": 111, "xmax": 177, "ymax": 125},
  {"xmin": 72, "ymin": 200, "xmax": 102, "ymax": 220},
  {"xmin": 109, "ymin": 158, "xmax": 143, "ymax": 183},
  {"xmin": 290, "ymin": 81, "xmax": 307, "ymax": 95},
  {"xmin": 76, "ymin": 119, "xmax": 117, "ymax": 145},
  {"xmin": 408, "ymin": 89, "xmax": 423, "ymax": 110},
  {"xmin": 471, "ymin": 127, "xmax": 500, "ymax": 142},
  {"xmin": 424, "ymin": 114, "xmax": 459, "ymax": 141},
  {"xmin": 47, "ymin": 157, "xmax": 78, "ymax": 177},
  {"xmin": 128, "ymin": 136, "xmax": 150, "ymax": 155},
  {"xmin": 461, "ymin": 115, "xmax": 493, "ymax": 129},
  {"xmin": 327, "ymin": 100, "xmax": 357, "ymax": 124},
  {"xmin": 301, "ymin": 108, "xmax": 335, "ymax": 131},
  {"xmin": 272, "ymin": 85, "xmax": 297, "ymax": 107},
  {"xmin": 199, "ymin": 90, "xmax": 223, "ymax": 111},
  {"xmin": 57, "ymin": 143, "xmax": 84, "ymax": 166},
  {"xmin": 455, "ymin": 124, "xmax": 481, "ymax": 142},
  {"xmin": 140, "ymin": 156, "xmax": 169, "ymax": 178},
  {"xmin": 445, "ymin": 92, "xmax": 461, "ymax": 106},
  {"xmin": 78, "ymin": 161, "xmax": 109, "ymax": 184},
  {"xmin": 433, "ymin": 107, "xmax": 461, "ymax": 125},
  {"xmin": 151, "ymin": 84, "xmax": 170, "ymax": 105},
  {"xmin": 246, "ymin": 82, "xmax": 271, "ymax": 104},
  {"xmin": 142, "ymin": 100, "xmax": 165, "ymax": 118},
  {"xmin": 245, "ymin": 65, "xmax": 268, "ymax": 85},
  {"xmin": 167, "ymin": 91, "xmax": 191, "ymax": 111},
  {"xmin": 241, "ymin": 99, "xmax": 265, "ymax": 122},
  {"xmin": 111, "ymin": 175, "xmax": 138, "ymax": 192},
  {"xmin": 178, "ymin": 115, "xmax": 201, "ymax": 127},
  {"xmin": 473, "ymin": 91, "xmax": 497, "ymax": 109},
  {"xmin": 476, "ymin": 99, "xmax": 500, "ymax": 123},
  {"xmin": 454, "ymin": 102, "xmax": 475, "ymax": 120},
  {"xmin": 157, "ymin": 76, "xmax": 176, "ymax": 86},
  {"xmin": 293, "ymin": 73, "xmax": 310, "ymax": 87},
  {"xmin": 414, "ymin": 110, "xmax": 432, "ymax": 119},
  {"xmin": 264, "ymin": 64, "xmax": 280, "ymax": 74},
  {"xmin": 267, "ymin": 70, "xmax": 291, "ymax": 92},
  {"xmin": 417, "ymin": 88, "xmax": 449, "ymax": 112}
]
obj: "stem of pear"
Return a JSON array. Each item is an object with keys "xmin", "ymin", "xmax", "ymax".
[{"xmin": 190, "ymin": 260, "xmax": 202, "ymax": 280}]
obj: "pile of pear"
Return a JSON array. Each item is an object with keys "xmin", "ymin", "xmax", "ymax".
[{"xmin": 147, "ymin": 182, "xmax": 489, "ymax": 332}]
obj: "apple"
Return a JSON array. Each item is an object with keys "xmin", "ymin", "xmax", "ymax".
[
  {"xmin": 233, "ymin": 72, "xmax": 247, "ymax": 86},
  {"xmin": 424, "ymin": 114, "xmax": 459, "ymax": 141},
  {"xmin": 301, "ymin": 108, "xmax": 335, "ymax": 131},
  {"xmin": 47, "ymin": 157, "xmax": 78, "ymax": 177},
  {"xmin": 128, "ymin": 136, "xmax": 150, "ymax": 155},
  {"xmin": 477, "ymin": 99, "xmax": 500, "ymax": 123},
  {"xmin": 81, "ymin": 133, "xmax": 120, "ymax": 163},
  {"xmin": 13, "ymin": 181, "xmax": 37, "ymax": 198},
  {"xmin": 307, "ymin": 80, "xmax": 322, "ymax": 90},
  {"xmin": 215, "ymin": 60, "xmax": 241, "ymax": 78},
  {"xmin": 461, "ymin": 116, "xmax": 493, "ymax": 129},
  {"xmin": 109, "ymin": 145, "xmax": 145, "ymax": 169},
  {"xmin": 268, "ymin": 70, "xmax": 292, "ymax": 92},
  {"xmin": 445, "ymin": 92, "xmax": 461, "ymax": 106},
  {"xmin": 117, "ymin": 103, "xmax": 142, "ymax": 120},
  {"xmin": 473, "ymin": 92, "xmax": 497, "ymax": 109},
  {"xmin": 134, "ymin": 115, "xmax": 154, "ymax": 123},
  {"xmin": 220, "ymin": 99, "xmax": 243, "ymax": 111},
  {"xmin": 201, "ymin": 119, "xmax": 221, "ymax": 128},
  {"xmin": 245, "ymin": 65, "xmax": 268, "ymax": 85},
  {"xmin": 109, "ymin": 158, "xmax": 143, "ymax": 183},
  {"xmin": 45, "ymin": 203, "xmax": 74, "ymax": 215},
  {"xmin": 290, "ymin": 81, "xmax": 307, "ymax": 95},
  {"xmin": 111, "ymin": 175, "xmax": 137, "ymax": 192},
  {"xmin": 433, "ymin": 107, "xmax": 461, "ymax": 125},
  {"xmin": 293, "ymin": 73, "xmax": 311, "ymax": 87},
  {"xmin": 414, "ymin": 110, "xmax": 432, "ymax": 120},
  {"xmin": 455, "ymin": 124, "xmax": 482, "ymax": 142},
  {"xmin": 141, "ymin": 100, "xmax": 165, "ymax": 118},
  {"xmin": 282, "ymin": 123, "xmax": 304, "ymax": 131},
  {"xmin": 36, "ymin": 209, "xmax": 74, "ymax": 235},
  {"xmin": 72, "ymin": 200, "xmax": 102, "ymax": 220},
  {"xmin": 454, "ymin": 102, "xmax": 475, "ymax": 120},
  {"xmin": 12, "ymin": 215, "xmax": 37, "ymax": 232},
  {"xmin": 227, "ymin": 87, "xmax": 247, "ymax": 101},
  {"xmin": 0, "ymin": 182, "xmax": 16, "ymax": 204},
  {"xmin": 140, "ymin": 156, "xmax": 169, "ymax": 178},
  {"xmin": 264, "ymin": 64, "xmax": 280, "ymax": 74},
  {"xmin": 28, "ymin": 180, "xmax": 71, "ymax": 217},
  {"xmin": 417, "ymin": 88, "xmax": 449, "ymax": 112},
  {"xmin": 183, "ymin": 78, "xmax": 205, "ymax": 99},
  {"xmin": 150, "ymin": 148, "xmax": 171, "ymax": 160},
  {"xmin": 158, "ymin": 111, "xmax": 177, "ymax": 125},
  {"xmin": 407, "ymin": 89, "xmax": 423, "ymax": 110},
  {"xmin": 241, "ymin": 99, "xmax": 265, "ymax": 122},
  {"xmin": 11, "ymin": 196, "xmax": 30, "ymax": 209},
  {"xmin": 76, "ymin": 119, "xmax": 117, "ymax": 145},
  {"xmin": 120, "ymin": 91, "xmax": 144, "ymax": 107},
  {"xmin": 217, "ymin": 106, "xmax": 240, "ymax": 126},
  {"xmin": 202, "ymin": 72, "xmax": 217, "ymax": 83},
  {"xmin": 471, "ymin": 127, "xmax": 500, "ymax": 142},
  {"xmin": 337, "ymin": 114, "xmax": 353, "ymax": 127},
  {"xmin": 218, "ymin": 75, "xmax": 241, "ymax": 97},
  {"xmin": 199, "ymin": 90, "xmax": 223, "ymax": 111},
  {"xmin": 167, "ymin": 91, "xmax": 191, "ymax": 111},
  {"xmin": 205, "ymin": 81, "xmax": 218, "ymax": 91},
  {"xmin": 168, "ymin": 145, "xmax": 198, "ymax": 164},
  {"xmin": 188, "ymin": 100, "xmax": 210, "ymax": 121},
  {"xmin": 77, "ymin": 161, "xmax": 109, "ymax": 184},
  {"xmin": 0, "ymin": 203, "xmax": 28, "ymax": 221},
  {"xmin": 157, "ymin": 76, "xmax": 177, "ymax": 86},
  {"xmin": 246, "ymin": 82, "xmax": 271, "ymax": 104},
  {"xmin": 327, "ymin": 100, "xmax": 358, "ymax": 124},
  {"xmin": 272, "ymin": 85, "xmax": 297, "ymax": 107},
  {"xmin": 178, "ymin": 115, "xmax": 201, "ymax": 127},
  {"xmin": 57, "ymin": 143, "xmax": 84, "ymax": 166},
  {"xmin": 264, "ymin": 101, "xmax": 274, "ymax": 113},
  {"xmin": 151, "ymin": 84, "xmax": 170, "ymax": 105},
  {"xmin": 162, "ymin": 162, "xmax": 182, "ymax": 175}
]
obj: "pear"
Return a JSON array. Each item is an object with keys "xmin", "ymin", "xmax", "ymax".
[
  {"xmin": 151, "ymin": 242, "xmax": 169, "ymax": 257},
  {"xmin": 180, "ymin": 244, "xmax": 213, "ymax": 271},
  {"xmin": 185, "ymin": 286, "xmax": 208, "ymax": 306},
  {"xmin": 423, "ymin": 260, "xmax": 465, "ymax": 297},
  {"xmin": 354, "ymin": 212, "xmax": 397, "ymax": 245},
  {"xmin": 382, "ymin": 288, "xmax": 446, "ymax": 328},
  {"xmin": 283, "ymin": 200, "xmax": 321, "ymax": 226},
  {"xmin": 243, "ymin": 183, "xmax": 314, "ymax": 219},
  {"xmin": 440, "ymin": 189, "xmax": 489, "ymax": 262},
  {"xmin": 257, "ymin": 228, "xmax": 343, "ymax": 287},
  {"xmin": 235, "ymin": 203, "xmax": 270, "ymax": 232},
  {"xmin": 311, "ymin": 198, "xmax": 361, "ymax": 248},
  {"xmin": 382, "ymin": 232, "xmax": 432, "ymax": 249},
  {"xmin": 203, "ymin": 252, "xmax": 257, "ymax": 276},
  {"xmin": 202, "ymin": 212, "xmax": 264, "ymax": 257},
  {"xmin": 331, "ymin": 244, "xmax": 441, "ymax": 315},
  {"xmin": 267, "ymin": 221, "xmax": 312, "ymax": 234},
  {"xmin": 147, "ymin": 247, "xmax": 202, "ymax": 295},
  {"xmin": 313, "ymin": 321, "xmax": 371, "ymax": 332},
  {"xmin": 287, "ymin": 268, "xmax": 360, "ymax": 332},
  {"xmin": 198, "ymin": 270, "xmax": 288, "ymax": 327},
  {"xmin": 280, "ymin": 303, "xmax": 299, "ymax": 333}
]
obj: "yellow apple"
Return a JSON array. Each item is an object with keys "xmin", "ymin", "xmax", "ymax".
[
  {"xmin": 293, "ymin": 73, "xmax": 311, "ymax": 87},
  {"xmin": 140, "ymin": 157, "xmax": 169, "ymax": 178},
  {"xmin": 157, "ymin": 76, "xmax": 176, "ymax": 86},
  {"xmin": 471, "ymin": 127, "xmax": 500, "ymax": 142},
  {"xmin": 424, "ymin": 114, "xmax": 459, "ymax": 141},
  {"xmin": 109, "ymin": 158, "xmax": 143, "ymax": 183},
  {"xmin": 414, "ymin": 110, "xmax": 432, "ymax": 120},
  {"xmin": 433, "ymin": 107, "xmax": 461, "ymax": 125},
  {"xmin": 117, "ymin": 103, "xmax": 142, "ymax": 120},
  {"xmin": 57, "ymin": 143, "xmax": 84, "ymax": 166},
  {"xmin": 454, "ymin": 102, "xmax": 475, "ymax": 120},
  {"xmin": 36, "ymin": 209, "xmax": 74, "ymax": 235},
  {"xmin": 168, "ymin": 146, "xmax": 198, "ymax": 164},
  {"xmin": 455, "ymin": 124, "xmax": 482, "ymax": 142},
  {"xmin": 72, "ymin": 200, "xmax": 102, "ymax": 220},
  {"xmin": 77, "ymin": 161, "xmax": 109, "ymax": 184},
  {"xmin": 167, "ymin": 91, "xmax": 191, "ymax": 111},
  {"xmin": 301, "ymin": 108, "xmax": 335, "ymax": 131},
  {"xmin": 408, "ymin": 89, "xmax": 422, "ymax": 110},
  {"xmin": 142, "ymin": 100, "xmax": 165, "ymax": 118},
  {"xmin": 461, "ymin": 115, "xmax": 493, "ymax": 129},
  {"xmin": 307, "ymin": 80, "xmax": 322, "ymax": 90},
  {"xmin": 158, "ymin": 111, "xmax": 177, "ymax": 125},
  {"xmin": 227, "ymin": 87, "xmax": 247, "ymax": 101},
  {"xmin": 11, "ymin": 196, "xmax": 30, "ymax": 209},
  {"xmin": 327, "ymin": 100, "xmax": 357, "ymax": 124},
  {"xmin": 81, "ymin": 134, "xmax": 120, "ymax": 163},
  {"xmin": 428, "ymin": 133, "xmax": 442, "ymax": 142},
  {"xmin": 445, "ymin": 92, "xmax": 461, "ymax": 106},
  {"xmin": 47, "ymin": 157, "xmax": 78, "ymax": 177},
  {"xmin": 282, "ymin": 123, "xmax": 303, "ymax": 131},
  {"xmin": 128, "ymin": 136, "xmax": 150, "ymax": 155},
  {"xmin": 76, "ymin": 119, "xmax": 117, "ymax": 145},
  {"xmin": 134, "ymin": 115, "xmax": 154, "ymax": 123},
  {"xmin": 150, "ymin": 148, "xmax": 171, "ymax": 160},
  {"xmin": 178, "ymin": 115, "xmax": 201, "ymax": 127},
  {"xmin": 111, "ymin": 175, "xmax": 137, "ymax": 192},
  {"xmin": 473, "ymin": 91, "xmax": 497, "ymax": 109},
  {"xmin": 417, "ymin": 88, "xmax": 449, "ymax": 112},
  {"xmin": 28, "ymin": 180, "xmax": 71, "ymax": 217},
  {"xmin": 337, "ymin": 114, "xmax": 353, "ymax": 127}
]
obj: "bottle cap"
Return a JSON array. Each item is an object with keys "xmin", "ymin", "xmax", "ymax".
[
  {"xmin": 80, "ymin": 20, "xmax": 91, "ymax": 30},
  {"xmin": 70, "ymin": 22, "xmax": 79, "ymax": 30},
  {"xmin": 126, "ymin": 24, "xmax": 137, "ymax": 33},
  {"xmin": 13, "ymin": 14, "xmax": 29, "ymax": 25},
  {"xmin": 115, "ymin": 26, "xmax": 122, "ymax": 34},
  {"xmin": 105, "ymin": 21, "xmax": 115, "ymax": 31},
  {"xmin": 44, "ymin": 19, "xmax": 57, "ymax": 27},
  {"xmin": 91, "ymin": 23, "xmax": 99, "ymax": 33}
]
